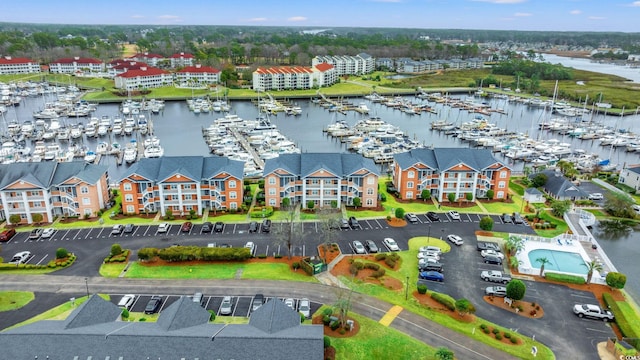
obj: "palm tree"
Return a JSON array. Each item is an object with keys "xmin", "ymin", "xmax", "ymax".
[
  {"xmin": 505, "ymin": 235, "xmax": 525, "ymax": 256},
  {"xmin": 583, "ymin": 260, "xmax": 604, "ymax": 284},
  {"xmin": 536, "ymin": 257, "xmax": 552, "ymax": 277},
  {"xmin": 509, "ymin": 256, "xmax": 523, "ymax": 271}
]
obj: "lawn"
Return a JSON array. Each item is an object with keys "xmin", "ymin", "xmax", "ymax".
[
  {"xmin": 0, "ymin": 291, "xmax": 35, "ymax": 311},
  {"xmin": 4, "ymin": 295, "xmax": 108, "ymax": 330},
  {"xmin": 99, "ymin": 262, "xmax": 128, "ymax": 277}
]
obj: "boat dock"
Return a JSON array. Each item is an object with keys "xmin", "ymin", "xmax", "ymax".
[{"xmin": 230, "ymin": 128, "xmax": 265, "ymax": 169}]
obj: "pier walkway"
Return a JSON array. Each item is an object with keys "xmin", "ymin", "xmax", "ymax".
[{"xmin": 230, "ymin": 128, "xmax": 264, "ymax": 169}]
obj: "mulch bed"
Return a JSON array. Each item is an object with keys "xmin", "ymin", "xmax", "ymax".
[
  {"xmin": 413, "ymin": 291, "xmax": 475, "ymax": 323},
  {"xmin": 318, "ymin": 244, "xmax": 341, "ymax": 264},
  {"xmin": 138, "ymin": 256, "xmax": 305, "ymax": 268},
  {"xmin": 330, "ymin": 255, "xmax": 403, "ymax": 290},
  {"xmin": 312, "ymin": 315, "xmax": 361, "ymax": 338}
]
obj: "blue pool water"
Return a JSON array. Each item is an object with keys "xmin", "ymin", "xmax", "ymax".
[{"xmin": 527, "ymin": 249, "xmax": 588, "ymax": 275}]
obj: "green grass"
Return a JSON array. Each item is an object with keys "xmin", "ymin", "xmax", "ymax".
[
  {"xmin": 0, "ymin": 291, "xmax": 35, "ymax": 312},
  {"xmin": 328, "ymin": 308, "xmax": 438, "ymax": 359},
  {"xmin": 480, "ymin": 200, "xmax": 522, "ymax": 214},
  {"xmin": 212, "ymin": 316, "xmax": 250, "ymax": 324},
  {"xmin": 99, "ymin": 262, "xmax": 128, "ymax": 277}
]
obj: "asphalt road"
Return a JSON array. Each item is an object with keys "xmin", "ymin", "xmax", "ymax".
[{"xmin": 0, "ymin": 212, "xmax": 617, "ymax": 359}]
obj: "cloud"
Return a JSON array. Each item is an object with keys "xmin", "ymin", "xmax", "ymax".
[
  {"xmin": 514, "ymin": 12, "xmax": 532, "ymax": 17},
  {"xmin": 247, "ymin": 17, "xmax": 268, "ymax": 22},
  {"xmin": 629, "ymin": 1, "xmax": 640, "ymax": 6},
  {"xmin": 588, "ymin": 16, "xmax": 606, "ymax": 20},
  {"xmin": 569, "ymin": 10, "xmax": 582, "ymax": 15},
  {"xmin": 471, "ymin": 0, "xmax": 527, "ymax": 4},
  {"xmin": 130, "ymin": 15, "xmax": 145, "ymax": 19},
  {"xmin": 287, "ymin": 16, "xmax": 307, "ymax": 22}
]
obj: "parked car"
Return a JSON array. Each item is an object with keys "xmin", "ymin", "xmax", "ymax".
[
  {"xmin": 111, "ymin": 224, "xmax": 124, "ymax": 235},
  {"xmin": 588, "ymin": 193, "xmax": 604, "ymax": 201},
  {"xmin": 426, "ymin": 212, "xmax": 440, "ymax": 221},
  {"xmin": 261, "ymin": 219, "xmax": 272, "ymax": 233},
  {"xmin": 418, "ymin": 257, "xmax": 439, "ymax": 267},
  {"xmin": 485, "ymin": 286, "xmax": 507, "ymax": 297},
  {"xmin": 0, "ymin": 228, "xmax": 16, "ymax": 242},
  {"xmin": 405, "ymin": 213, "xmax": 419, "ymax": 223},
  {"xmin": 348, "ymin": 216, "xmax": 360, "ymax": 229},
  {"xmin": 573, "ymin": 304, "xmax": 614, "ymax": 321},
  {"xmin": 41, "ymin": 228, "xmax": 56, "ymax": 239},
  {"xmin": 383, "ymin": 237, "xmax": 400, "ymax": 251},
  {"xmin": 201, "ymin": 222, "xmax": 213, "ymax": 233},
  {"xmin": 352, "ymin": 240, "xmax": 366, "ymax": 254},
  {"xmin": 419, "ymin": 262, "xmax": 443, "ymax": 273},
  {"xmin": 480, "ymin": 249, "xmax": 505, "ymax": 260},
  {"xmin": 124, "ymin": 223, "xmax": 135, "ymax": 233},
  {"xmin": 157, "ymin": 223, "xmax": 169, "ymax": 233},
  {"xmin": 248, "ymin": 221, "xmax": 258, "ymax": 233},
  {"xmin": 419, "ymin": 270, "xmax": 444, "ymax": 282},
  {"xmin": 448, "ymin": 210, "xmax": 461, "ymax": 221},
  {"xmin": 417, "ymin": 250, "xmax": 440, "ymax": 260},
  {"xmin": 117, "ymin": 294, "xmax": 136, "ymax": 309},
  {"xmin": 364, "ymin": 240, "xmax": 378, "ymax": 253},
  {"xmin": 214, "ymin": 221, "xmax": 224, "ymax": 232},
  {"xmin": 251, "ymin": 294, "xmax": 264, "ymax": 311},
  {"xmin": 483, "ymin": 254, "xmax": 503, "ymax": 265},
  {"xmin": 244, "ymin": 241, "xmax": 255, "ymax": 254},
  {"xmin": 298, "ymin": 298, "xmax": 311, "ymax": 318},
  {"xmin": 512, "ymin": 212, "xmax": 524, "ymax": 224},
  {"xmin": 9, "ymin": 251, "xmax": 31, "ymax": 265},
  {"xmin": 501, "ymin": 213, "xmax": 513, "ymax": 223},
  {"xmin": 219, "ymin": 296, "xmax": 233, "ymax": 315},
  {"xmin": 28, "ymin": 228, "xmax": 43, "ymax": 240},
  {"xmin": 144, "ymin": 296, "xmax": 163, "ymax": 314},
  {"xmin": 419, "ymin": 246, "xmax": 442, "ymax": 255},
  {"xmin": 447, "ymin": 234, "xmax": 464, "ymax": 246},
  {"xmin": 477, "ymin": 241, "xmax": 500, "ymax": 251},
  {"xmin": 340, "ymin": 218, "xmax": 350, "ymax": 229},
  {"xmin": 191, "ymin": 292, "xmax": 205, "ymax": 307},
  {"xmin": 181, "ymin": 221, "xmax": 193, "ymax": 232}
]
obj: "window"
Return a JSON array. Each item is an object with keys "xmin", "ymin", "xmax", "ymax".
[
  {"xmin": 229, "ymin": 191, "xmax": 237, "ymax": 199},
  {"xmin": 498, "ymin": 181, "xmax": 506, "ymax": 189},
  {"xmin": 123, "ymin": 183, "xmax": 132, "ymax": 191},
  {"xmin": 33, "ymin": 202, "xmax": 42, "ymax": 207},
  {"xmin": 81, "ymin": 186, "xmax": 89, "ymax": 194},
  {"xmin": 324, "ymin": 179, "xmax": 332, "ymax": 185},
  {"xmin": 367, "ymin": 188, "xmax": 374, "ymax": 195},
  {"xmin": 229, "ymin": 180, "xmax": 236, "ymax": 188},
  {"xmin": 406, "ymin": 191, "xmax": 413, "ymax": 199},
  {"xmin": 269, "ymin": 188, "xmax": 276, "ymax": 195},
  {"xmin": 269, "ymin": 198, "xmax": 276, "ymax": 206},
  {"xmin": 407, "ymin": 171, "xmax": 415, "ymax": 178},
  {"xmin": 126, "ymin": 205, "xmax": 135, "ymax": 213},
  {"xmin": 367, "ymin": 177, "xmax": 374, "ymax": 185},
  {"xmin": 407, "ymin": 181, "xmax": 414, "ymax": 189},
  {"xmin": 185, "ymin": 194, "xmax": 193, "ymax": 200},
  {"xmin": 125, "ymin": 194, "xmax": 133, "ymax": 202},
  {"xmin": 230, "ymin": 202, "xmax": 237, "ymax": 209},
  {"xmin": 497, "ymin": 191, "xmax": 505, "ymax": 199},
  {"xmin": 268, "ymin": 177, "xmax": 276, "ymax": 185},
  {"xmin": 82, "ymin": 198, "xmax": 90, "ymax": 205},
  {"xmin": 500, "ymin": 171, "xmax": 507, "ymax": 178},
  {"xmin": 324, "ymin": 190, "xmax": 332, "ymax": 195},
  {"xmin": 366, "ymin": 199, "xmax": 373, "ymax": 206}
]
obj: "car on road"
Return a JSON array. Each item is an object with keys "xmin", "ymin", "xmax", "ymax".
[
  {"xmin": 248, "ymin": 221, "xmax": 259, "ymax": 233},
  {"xmin": 348, "ymin": 216, "xmax": 360, "ymax": 229},
  {"xmin": 284, "ymin": 298, "xmax": 295, "ymax": 310},
  {"xmin": 111, "ymin": 224, "xmax": 124, "ymax": 235},
  {"xmin": 252, "ymin": 294, "xmax": 264, "ymax": 311},
  {"xmin": 219, "ymin": 296, "xmax": 233, "ymax": 315},
  {"xmin": 340, "ymin": 218, "xmax": 350, "ymax": 229},
  {"xmin": 485, "ymin": 286, "xmax": 507, "ymax": 297},
  {"xmin": 157, "ymin": 223, "xmax": 169, "ymax": 233},
  {"xmin": 28, "ymin": 228, "xmax": 43, "ymax": 240},
  {"xmin": 588, "ymin": 193, "xmax": 604, "ymax": 201},
  {"xmin": 383, "ymin": 237, "xmax": 400, "ymax": 251},
  {"xmin": 214, "ymin": 221, "xmax": 224, "ymax": 232},
  {"xmin": 419, "ymin": 270, "xmax": 444, "ymax": 282},
  {"xmin": 352, "ymin": 240, "xmax": 366, "ymax": 254},
  {"xmin": 447, "ymin": 234, "xmax": 464, "ymax": 246},
  {"xmin": 261, "ymin": 219, "xmax": 271, "ymax": 233},
  {"xmin": 364, "ymin": 240, "xmax": 378, "ymax": 253},
  {"xmin": 448, "ymin": 210, "xmax": 461, "ymax": 220},
  {"xmin": 572, "ymin": 304, "xmax": 614, "ymax": 321},
  {"xmin": 501, "ymin": 213, "xmax": 513, "ymax": 223},
  {"xmin": 117, "ymin": 294, "xmax": 136, "ymax": 309},
  {"xmin": 426, "ymin": 212, "xmax": 440, "ymax": 221},
  {"xmin": 0, "ymin": 228, "xmax": 16, "ymax": 242},
  {"xmin": 244, "ymin": 241, "xmax": 255, "ymax": 254},
  {"xmin": 480, "ymin": 249, "xmax": 505, "ymax": 260},
  {"xmin": 144, "ymin": 296, "xmax": 163, "ymax": 314},
  {"xmin": 124, "ymin": 223, "xmax": 135, "ymax": 233},
  {"xmin": 483, "ymin": 254, "xmax": 503, "ymax": 265},
  {"xmin": 9, "ymin": 251, "xmax": 31, "ymax": 265},
  {"xmin": 405, "ymin": 213, "xmax": 419, "ymax": 223},
  {"xmin": 181, "ymin": 221, "xmax": 193, "ymax": 232},
  {"xmin": 201, "ymin": 222, "xmax": 213, "ymax": 233},
  {"xmin": 41, "ymin": 228, "xmax": 56, "ymax": 239},
  {"xmin": 298, "ymin": 298, "xmax": 311, "ymax": 318}
]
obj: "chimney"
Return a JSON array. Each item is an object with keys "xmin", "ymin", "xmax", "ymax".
[
  {"xmin": 196, "ymin": 64, "xmax": 201, "ymax": 69},
  {"xmin": 140, "ymin": 66, "xmax": 147, "ymax": 71},
  {"xmin": 74, "ymin": 56, "xmax": 80, "ymax": 60}
]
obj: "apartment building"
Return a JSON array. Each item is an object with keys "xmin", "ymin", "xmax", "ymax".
[
  {"xmin": 311, "ymin": 53, "xmax": 374, "ymax": 76},
  {"xmin": 175, "ymin": 64, "xmax": 220, "ymax": 85},
  {"xmin": 0, "ymin": 56, "xmax": 41, "ymax": 75},
  {"xmin": 49, "ymin": 57, "xmax": 104, "ymax": 74},
  {"xmin": 128, "ymin": 52, "xmax": 165, "ymax": 67},
  {"xmin": 618, "ymin": 164, "xmax": 640, "ymax": 192},
  {"xmin": 119, "ymin": 156, "xmax": 244, "ymax": 217},
  {"xmin": 114, "ymin": 66, "xmax": 173, "ymax": 90},
  {"xmin": 169, "ymin": 52, "xmax": 195, "ymax": 68},
  {"xmin": 393, "ymin": 148, "xmax": 510, "ymax": 202},
  {"xmin": 252, "ymin": 64, "xmax": 336, "ymax": 91},
  {"xmin": 263, "ymin": 153, "xmax": 379, "ymax": 209},
  {"xmin": 0, "ymin": 161, "xmax": 110, "ymax": 224},
  {"xmin": 107, "ymin": 60, "xmax": 148, "ymax": 77}
]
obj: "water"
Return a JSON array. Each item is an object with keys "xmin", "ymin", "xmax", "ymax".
[
  {"xmin": 527, "ymin": 249, "xmax": 588, "ymax": 275},
  {"xmin": 541, "ymin": 53, "xmax": 640, "ymax": 83}
]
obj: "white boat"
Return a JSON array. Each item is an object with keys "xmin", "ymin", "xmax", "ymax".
[
  {"xmin": 123, "ymin": 146, "xmax": 137, "ymax": 163},
  {"xmin": 70, "ymin": 126, "xmax": 83, "ymax": 139},
  {"xmin": 144, "ymin": 145, "xmax": 164, "ymax": 158},
  {"xmin": 97, "ymin": 125, "xmax": 109, "ymax": 136},
  {"xmin": 84, "ymin": 151, "xmax": 96, "ymax": 163},
  {"xmin": 56, "ymin": 128, "xmax": 70, "ymax": 141},
  {"xmin": 144, "ymin": 136, "xmax": 160, "ymax": 148},
  {"xmin": 96, "ymin": 142, "xmax": 108, "ymax": 154}
]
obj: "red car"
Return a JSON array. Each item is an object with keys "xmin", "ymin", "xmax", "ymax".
[{"xmin": 181, "ymin": 222, "xmax": 193, "ymax": 232}]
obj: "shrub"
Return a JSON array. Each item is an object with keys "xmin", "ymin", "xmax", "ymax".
[
  {"xmin": 479, "ymin": 216, "xmax": 494, "ymax": 231},
  {"xmin": 339, "ymin": 328, "xmax": 346, "ymax": 335},
  {"xmin": 510, "ymin": 336, "xmax": 518, "ymax": 344},
  {"xmin": 110, "ymin": 243, "xmax": 123, "ymax": 257},
  {"xmin": 506, "ymin": 279, "xmax": 526, "ymax": 300},
  {"xmin": 495, "ymin": 333, "xmax": 502, "ymax": 340},
  {"xmin": 323, "ymin": 315, "xmax": 331, "ymax": 325},
  {"xmin": 374, "ymin": 253, "xmax": 387, "ymax": 261},
  {"xmin": 503, "ymin": 332, "xmax": 511, "ymax": 339},
  {"xmin": 417, "ymin": 284, "xmax": 428, "ymax": 294},
  {"xmin": 486, "ymin": 189, "xmax": 494, "ymax": 199},
  {"xmin": 430, "ymin": 292, "xmax": 456, "ymax": 311},
  {"xmin": 606, "ymin": 272, "xmax": 627, "ymax": 289},
  {"xmin": 479, "ymin": 324, "xmax": 488, "ymax": 330},
  {"xmin": 324, "ymin": 336, "xmax": 331, "ymax": 349},
  {"xmin": 384, "ymin": 257, "xmax": 396, "ymax": 268},
  {"xmin": 371, "ymin": 269, "xmax": 386, "ymax": 278},
  {"xmin": 323, "ymin": 308, "xmax": 333, "ymax": 317},
  {"xmin": 603, "ymin": 293, "xmax": 637, "ymax": 338},
  {"xmin": 492, "ymin": 328, "xmax": 500, "ymax": 335},
  {"xmin": 364, "ymin": 263, "xmax": 380, "ymax": 271},
  {"xmin": 329, "ymin": 321, "xmax": 340, "ymax": 331},
  {"xmin": 274, "ymin": 254, "xmax": 282, "ymax": 259},
  {"xmin": 55, "ymin": 247, "xmax": 69, "ymax": 259},
  {"xmin": 292, "ymin": 262, "xmax": 300, "ymax": 270},
  {"xmin": 349, "ymin": 263, "xmax": 360, "ymax": 275},
  {"xmin": 257, "ymin": 254, "xmax": 267, "ymax": 259},
  {"xmin": 208, "ymin": 310, "xmax": 216, "ymax": 321},
  {"xmin": 545, "ymin": 272, "xmax": 586, "ymax": 284},
  {"xmin": 483, "ymin": 328, "xmax": 490, "ymax": 334},
  {"xmin": 121, "ymin": 309, "xmax": 130, "ymax": 319}
]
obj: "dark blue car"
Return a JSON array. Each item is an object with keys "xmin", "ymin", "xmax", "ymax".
[{"xmin": 419, "ymin": 270, "xmax": 444, "ymax": 282}]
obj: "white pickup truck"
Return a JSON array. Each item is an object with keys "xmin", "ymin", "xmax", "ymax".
[{"xmin": 480, "ymin": 270, "xmax": 511, "ymax": 284}]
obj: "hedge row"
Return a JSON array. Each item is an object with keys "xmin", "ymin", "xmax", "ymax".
[
  {"xmin": 1, "ymin": 254, "xmax": 76, "ymax": 270},
  {"xmin": 249, "ymin": 206, "xmax": 274, "ymax": 218},
  {"xmin": 430, "ymin": 291, "xmax": 456, "ymax": 311},
  {"xmin": 138, "ymin": 246, "xmax": 251, "ymax": 262},
  {"xmin": 544, "ymin": 272, "xmax": 586, "ymax": 285},
  {"xmin": 603, "ymin": 293, "xmax": 638, "ymax": 338}
]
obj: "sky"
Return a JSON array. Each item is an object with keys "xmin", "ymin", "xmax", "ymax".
[{"xmin": 1, "ymin": 0, "xmax": 639, "ymax": 32}]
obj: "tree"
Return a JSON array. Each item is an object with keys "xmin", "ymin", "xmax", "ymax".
[
  {"xmin": 110, "ymin": 243, "xmax": 123, "ymax": 257},
  {"xmin": 486, "ymin": 189, "xmax": 494, "ymax": 199},
  {"xmin": 603, "ymin": 192, "xmax": 636, "ymax": 218},
  {"xmin": 465, "ymin": 192, "xmax": 473, "ymax": 201},
  {"xmin": 536, "ymin": 257, "xmax": 552, "ymax": 277},
  {"xmin": 395, "ymin": 207, "xmax": 405, "ymax": 219},
  {"xmin": 506, "ymin": 279, "xmax": 526, "ymax": 300},
  {"xmin": 306, "ymin": 200, "xmax": 315, "ymax": 210},
  {"xmin": 317, "ymin": 208, "xmax": 341, "ymax": 264},
  {"xmin": 605, "ymin": 272, "xmax": 627, "ymax": 289},
  {"xmin": 56, "ymin": 247, "xmax": 69, "ymax": 259},
  {"xmin": 447, "ymin": 192, "xmax": 456, "ymax": 203},
  {"xmin": 509, "ymin": 255, "xmax": 523, "ymax": 270},
  {"xmin": 582, "ymin": 260, "xmax": 603, "ymax": 284},
  {"xmin": 420, "ymin": 189, "xmax": 431, "ymax": 201},
  {"xmin": 505, "ymin": 235, "xmax": 525, "ymax": 256},
  {"xmin": 435, "ymin": 347, "xmax": 454, "ymax": 360},
  {"xmin": 272, "ymin": 202, "xmax": 304, "ymax": 260},
  {"xmin": 479, "ymin": 216, "xmax": 494, "ymax": 231},
  {"xmin": 32, "ymin": 213, "xmax": 43, "ymax": 223},
  {"xmin": 550, "ymin": 200, "xmax": 571, "ymax": 217},
  {"xmin": 9, "ymin": 214, "xmax": 20, "ymax": 224},
  {"xmin": 333, "ymin": 286, "xmax": 354, "ymax": 329},
  {"xmin": 454, "ymin": 298, "xmax": 475, "ymax": 316},
  {"xmin": 531, "ymin": 173, "xmax": 547, "ymax": 187},
  {"xmin": 281, "ymin": 197, "xmax": 290, "ymax": 208},
  {"xmin": 352, "ymin": 197, "xmax": 361, "ymax": 209}
]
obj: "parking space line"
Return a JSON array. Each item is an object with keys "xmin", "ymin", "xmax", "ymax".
[
  {"xmin": 35, "ymin": 254, "xmax": 48, "ymax": 265},
  {"xmin": 142, "ymin": 226, "xmax": 151, "ymax": 236},
  {"xmin": 379, "ymin": 305, "xmax": 404, "ymax": 326}
]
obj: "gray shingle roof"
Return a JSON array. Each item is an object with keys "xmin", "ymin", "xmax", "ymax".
[
  {"xmin": 156, "ymin": 296, "xmax": 210, "ymax": 331},
  {"xmin": 533, "ymin": 170, "xmax": 588, "ymax": 199},
  {"xmin": 120, "ymin": 156, "xmax": 245, "ymax": 183},
  {"xmin": 263, "ymin": 153, "xmax": 379, "ymax": 177},
  {"xmin": 64, "ymin": 294, "xmax": 121, "ymax": 329},
  {"xmin": 626, "ymin": 165, "xmax": 640, "ymax": 175},
  {"xmin": 249, "ymin": 298, "xmax": 301, "ymax": 334},
  {"xmin": 0, "ymin": 161, "xmax": 106, "ymax": 190},
  {"xmin": 394, "ymin": 148, "xmax": 508, "ymax": 171},
  {"xmin": 52, "ymin": 161, "xmax": 108, "ymax": 185},
  {"xmin": 525, "ymin": 187, "xmax": 543, "ymax": 195}
]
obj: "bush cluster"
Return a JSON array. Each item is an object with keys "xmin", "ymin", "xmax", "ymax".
[
  {"xmin": 603, "ymin": 293, "xmax": 637, "ymax": 338},
  {"xmin": 371, "ymin": 268, "xmax": 386, "ymax": 278},
  {"xmin": 417, "ymin": 284, "xmax": 428, "ymax": 294},
  {"xmin": 104, "ymin": 249, "xmax": 130, "ymax": 263},
  {"xmin": 430, "ymin": 291, "xmax": 456, "ymax": 311},
  {"xmin": 137, "ymin": 246, "xmax": 251, "ymax": 262},
  {"xmin": 544, "ymin": 272, "xmax": 585, "ymax": 284},
  {"xmin": 249, "ymin": 206, "xmax": 274, "ymax": 218},
  {"xmin": 374, "ymin": 253, "xmax": 387, "ymax": 261}
]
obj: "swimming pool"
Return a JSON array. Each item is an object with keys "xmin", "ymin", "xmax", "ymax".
[{"xmin": 527, "ymin": 249, "xmax": 588, "ymax": 275}]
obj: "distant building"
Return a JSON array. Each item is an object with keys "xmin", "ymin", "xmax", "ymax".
[
  {"xmin": 618, "ymin": 164, "xmax": 640, "ymax": 193},
  {"xmin": 175, "ymin": 64, "xmax": 220, "ymax": 85},
  {"xmin": 107, "ymin": 59, "xmax": 149, "ymax": 77},
  {"xmin": 49, "ymin": 57, "xmax": 104, "ymax": 74},
  {"xmin": 0, "ymin": 56, "xmax": 41, "ymax": 74},
  {"xmin": 524, "ymin": 188, "xmax": 545, "ymax": 204},
  {"xmin": 169, "ymin": 52, "xmax": 195, "ymax": 68},
  {"xmin": 128, "ymin": 52, "xmax": 165, "ymax": 67},
  {"xmin": 114, "ymin": 66, "xmax": 173, "ymax": 90},
  {"xmin": 252, "ymin": 64, "xmax": 336, "ymax": 91},
  {"xmin": 312, "ymin": 53, "xmax": 374, "ymax": 76}
]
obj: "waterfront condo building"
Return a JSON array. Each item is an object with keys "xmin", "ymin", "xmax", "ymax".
[
  {"xmin": 0, "ymin": 162, "xmax": 110, "ymax": 225},
  {"xmin": 392, "ymin": 148, "xmax": 511, "ymax": 202},
  {"xmin": 114, "ymin": 66, "xmax": 173, "ymax": 90},
  {"xmin": 169, "ymin": 52, "xmax": 195, "ymax": 68},
  {"xmin": 127, "ymin": 52, "xmax": 165, "ymax": 67},
  {"xmin": 263, "ymin": 153, "xmax": 379, "ymax": 209},
  {"xmin": 175, "ymin": 64, "xmax": 220, "ymax": 85},
  {"xmin": 119, "ymin": 156, "xmax": 244, "ymax": 217},
  {"xmin": 49, "ymin": 57, "xmax": 104, "ymax": 74},
  {"xmin": 311, "ymin": 53, "xmax": 374, "ymax": 76},
  {"xmin": 0, "ymin": 56, "xmax": 41, "ymax": 74},
  {"xmin": 252, "ymin": 64, "xmax": 337, "ymax": 92}
]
